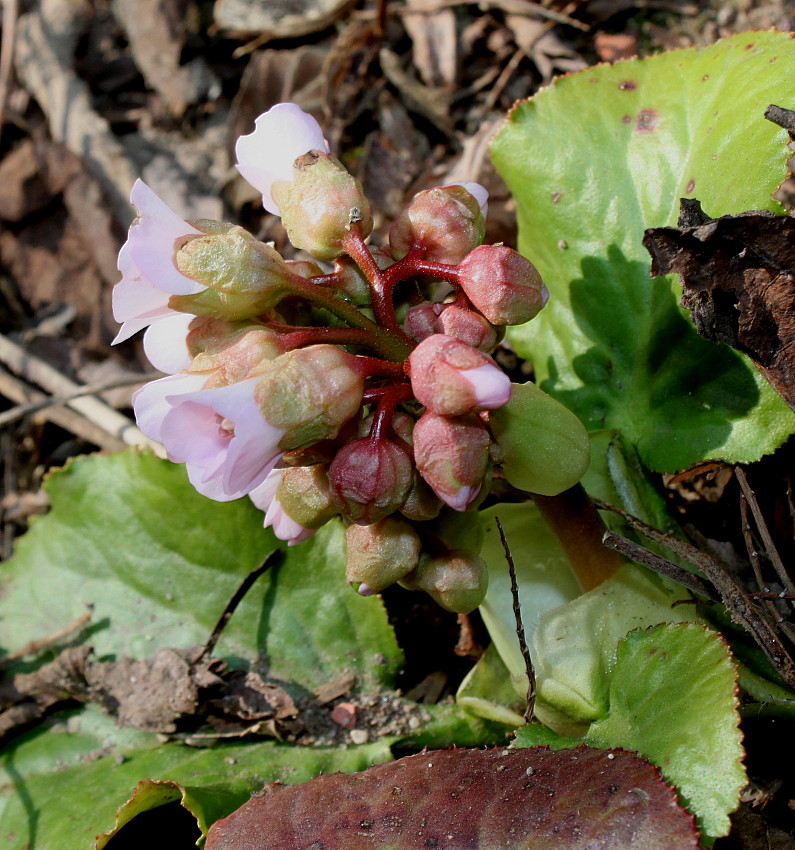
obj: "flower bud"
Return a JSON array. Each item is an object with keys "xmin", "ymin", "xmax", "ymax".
[
  {"xmin": 170, "ymin": 225, "xmax": 298, "ymax": 320},
  {"xmin": 435, "ymin": 304, "xmax": 500, "ymax": 353},
  {"xmin": 490, "ymin": 381, "xmax": 590, "ymax": 496},
  {"xmin": 399, "ymin": 472, "xmax": 443, "ymax": 521},
  {"xmin": 412, "ymin": 411, "xmax": 490, "ymax": 511},
  {"xmin": 390, "ymin": 185, "xmax": 485, "ymax": 264},
  {"xmin": 404, "ymin": 302, "xmax": 443, "ymax": 343},
  {"xmin": 404, "ymin": 549, "xmax": 489, "ymax": 613},
  {"xmin": 409, "ymin": 334, "xmax": 511, "ymax": 416},
  {"xmin": 253, "ymin": 345, "xmax": 364, "ymax": 452},
  {"xmin": 329, "ymin": 436, "xmax": 414, "ymax": 524},
  {"xmin": 333, "ymin": 246, "xmax": 390, "ymax": 306},
  {"xmin": 274, "ymin": 464, "xmax": 337, "ymax": 530},
  {"xmin": 286, "ymin": 259, "xmax": 325, "ymax": 279},
  {"xmin": 187, "ymin": 323, "xmax": 288, "ymax": 382},
  {"xmin": 345, "ymin": 517, "xmax": 421, "ymax": 594},
  {"xmin": 457, "ymin": 245, "xmax": 548, "ymax": 326},
  {"xmin": 273, "ymin": 152, "xmax": 373, "ymax": 261}
]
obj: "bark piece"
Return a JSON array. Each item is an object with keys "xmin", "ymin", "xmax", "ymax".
[{"xmin": 643, "ymin": 200, "xmax": 795, "ymax": 410}]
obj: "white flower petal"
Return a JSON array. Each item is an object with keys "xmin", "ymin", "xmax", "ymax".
[
  {"xmin": 142, "ymin": 313, "xmax": 195, "ymax": 374},
  {"xmin": 235, "ymin": 103, "xmax": 329, "ymax": 215},
  {"xmin": 132, "ymin": 372, "xmax": 208, "ymax": 444}
]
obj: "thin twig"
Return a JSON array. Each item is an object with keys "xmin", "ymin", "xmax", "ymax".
[
  {"xmin": 0, "ymin": 0, "xmax": 19, "ymax": 141},
  {"xmin": 601, "ymin": 531, "xmax": 720, "ymax": 602},
  {"xmin": 0, "ymin": 606, "xmax": 93, "ymax": 669},
  {"xmin": 495, "ymin": 516, "xmax": 535, "ymax": 723},
  {"xmin": 735, "ymin": 466, "xmax": 795, "ymax": 605},
  {"xmin": 192, "ymin": 550, "xmax": 283, "ymax": 664},
  {"xmin": 594, "ymin": 498, "xmax": 795, "ymax": 690},
  {"xmin": 0, "ymin": 372, "xmax": 161, "ymax": 427}
]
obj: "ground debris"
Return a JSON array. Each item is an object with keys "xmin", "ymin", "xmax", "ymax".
[{"xmin": 643, "ymin": 199, "xmax": 795, "ymax": 411}]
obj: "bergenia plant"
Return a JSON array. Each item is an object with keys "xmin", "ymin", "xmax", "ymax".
[{"xmin": 112, "ymin": 102, "xmax": 589, "ymax": 613}]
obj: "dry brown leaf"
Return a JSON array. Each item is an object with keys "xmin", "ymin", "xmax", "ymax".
[{"xmin": 403, "ymin": 0, "xmax": 458, "ymax": 88}]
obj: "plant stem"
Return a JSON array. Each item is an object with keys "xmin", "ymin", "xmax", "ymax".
[
  {"xmin": 341, "ymin": 229, "xmax": 414, "ymax": 346},
  {"xmin": 533, "ymin": 484, "xmax": 624, "ymax": 592}
]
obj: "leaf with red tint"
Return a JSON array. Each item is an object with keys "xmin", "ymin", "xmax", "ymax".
[{"xmin": 205, "ymin": 746, "xmax": 699, "ymax": 849}]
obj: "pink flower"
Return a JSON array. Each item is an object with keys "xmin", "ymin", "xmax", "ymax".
[
  {"xmin": 250, "ymin": 470, "xmax": 315, "ymax": 546},
  {"xmin": 133, "ymin": 374, "xmax": 284, "ymax": 501},
  {"xmin": 112, "ymin": 179, "xmax": 205, "ymax": 370},
  {"xmin": 235, "ymin": 103, "xmax": 329, "ymax": 216},
  {"xmin": 408, "ymin": 334, "xmax": 511, "ymax": 416}
]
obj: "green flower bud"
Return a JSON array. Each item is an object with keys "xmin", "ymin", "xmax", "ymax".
[
  {"xmin": 404, "ymin": 549, "xmax": 489, "ymax": 613},
  {"xmin": 273, "ymin": 152, "xmax": 373, "ymax": 261},
  {"xmin": 187, "ymin": 322, "xmax": 287, "ymax": 382},
  {"xmin": 253, "ymin": 345, "xmax": 364, "ymax": 452},
  {"xmin": 345, "ymin": 517, "xmax": 421, "ymax": 594},
  {"xmin": 490, "ymin": 382, "xmax": 590, "ymax": 496},
  {"xmin": 171, "ymin": 225, "xmax": 296, "ymax": 319},
  {"xmin": 276, "ymin": 465, "xmax": 338, "ymax": 530}
]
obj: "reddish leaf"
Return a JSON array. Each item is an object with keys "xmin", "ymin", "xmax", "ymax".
[{"xmin": 206, "ymin": 746, "xmax": 699, "ymax": 849}]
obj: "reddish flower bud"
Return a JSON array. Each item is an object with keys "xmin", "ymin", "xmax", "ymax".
[
  {"xmin": 457, "ymin": 245, "xmax": 548, "ymax": 326},
  {"xmin": 404, "ymin": 302, "xmax": 444, "ymax": 343},
  {"xmin": 345, "ymin": 517, "xmax": 421, "ymax": 594},
  {"xmin": 389, "ymin": 185, "xmax": 485, "ymax": 264},
  {"xmin": 412, "ymin": 411, "xmax": 490, "ymax": 511},
  {"xmin": 329, "ymin": 436, "xmax": 414, "ymax": 524},
  {"xmin": 435, "ymin": 304, "xmax": 500, "ymax": 353},
  {"xmin": 409, "ymin": 334, "xmax": 511, "ymax": 416}
]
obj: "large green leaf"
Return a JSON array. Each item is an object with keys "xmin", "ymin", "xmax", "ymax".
[
  {"xmin": 0, "ymin": 450, "xmax": 401, "ymax": 690},
  {"xmin": 0, "ymin": 705, "xmax": 393, "ymax": 850},
  {"xmin": 491, "ymin": 31, "xmax": 795, "ymax": 471},
  {"xmin": 586, "ymin": 623, "xmax": 745, "ymax": 839}
]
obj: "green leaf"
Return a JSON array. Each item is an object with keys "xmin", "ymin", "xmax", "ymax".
[
  {"xmin": 204, "ymin": 747, "xmax": 699, "ymax": 849},
  {"xmin": 456, "ymin": 644, "xmax": 527, "ymax": 727},
  {"xmin": 531, "ymin": 564, "xmax": 704, "ymax": 732},
  {"xmin": 0, "ymin": 704, "xmax": 393, "ymax": 850},
  {"xmin": 0, "ymin": 450, "xmax": 401, "ymax": 690},
  {"xmin": 476, "ymin": 501, "xmax": 581, "ymax": 702},
  {"xmin": 491, "ymin": 31, "xmax": 795, "ymax": 471},
  {"xmin": 586, "ymin": 623, "xmax": 745, "ymax": 839}
]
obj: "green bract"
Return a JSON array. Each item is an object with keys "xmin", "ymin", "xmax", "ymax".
[
  {"xmin": 491, "ymin": 381, "xmax": 590, "ymax": 495},
  {"xmin": 491, "ymin": 31, "xmax": 795, "ymax": 471}
]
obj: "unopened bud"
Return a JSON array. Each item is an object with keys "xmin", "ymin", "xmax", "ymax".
[
  {"xmin": 345, "ymin": 517, "xmax": 421, "ymax": 593},
  {"xmin": 254, "ymin": 345, "xmax": 364, "ymax": 451},
  {"xmin": 404, "ymin": 549, "xmax": 488, "ymax": 613},
  {"xmin": 457, "ymin": 245, "xmax": 548, "ymax": 326},
  {"xmin": 435, "ymin": 304, "xmax": 500, "ymax": 353},
  {"xmin": 171, "ymin": 225, "xmax": 296, "ymax": 319},
  {"xmin": 286, "ymin": 259, "xmax": 325, "ymax": 279},
  {"xmin": 404, "ymin": 302, "xmax": 443, "ymax": 343},
  {"xmin": 390, "ymin": 185, "xmax": 485, "ymax": 264},
  {"xmin": 399, "ymin": 471, "xmax": 443, "ymax": 521},
  {"xmin": 412, "ymin": 411, "xmax": 490, "ymax": 510},
  {"xmin": 490, "ymin": 381, "xmax": 590, "ymax": 496},
  {"xmin": 409, "ymin": 334, "xmax": 511, "ymax": 416},
  {"xmin": 273, "ymin": 152, "xmax": 373, "ymax": 261},
  {"xmin": 329, "ymin": 436, "xmax": 414, "ymax": 524},
  {"xmin": 276, "ymin": 465, "xmax": 337, "ymax": 529},
  {"xmin": 334, "ymin": 247, "xmax": 390, "ymax": 306},
  {"xmin": 188, "ymin": 323, "xmax": 288, "ymax": 382}
]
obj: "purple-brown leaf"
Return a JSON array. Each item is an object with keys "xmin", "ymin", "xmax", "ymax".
[{"xmin": 205, "ymin": 746, "xmax": 699, "ymax": 849}]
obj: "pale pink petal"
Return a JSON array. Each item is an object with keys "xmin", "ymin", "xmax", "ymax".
[
  {"xmin": 112, "ymin": 244, "xmax": 175, "ymax": 343},
  {"xmin": 249, "ymin": 469, "xmax": 284, "ymax": 513},
  {"xmin": 462, "ymin": 363, "xmax": 512, "ymax": 410},
  {"xmin": 451, "ymin": 181, "xmax": 489, "ymax": 218},
  {"xmin": 132, "ymin": 372, "xmax": 208, "ymax": 444},
  {"xmin": 178, "ymin": 378, "xmax": 285, "ymax": 496},
  {"xmin": 264, "ymin": 500, "xmax": 315, "ymax": 546},
  {"xmin": 127, "ymin": 179, "xmax": 205, "ymax": 296},
  {"xmin": 235, "ymin": 103, "xmax": 329, "ymax": 215},
  {"xmin": 186, "ymin": 464, "xmax": 250, "ymax": 502},
  {"xmin": 437, "ymin": 483, "xmax": 480, "ymax": 512},
  {"xmin": 160, "ymin": 399, "xmax": 231, "ymax": 467},
  {"xmin": 142, "ymin": 313, "xmax": 195, "ymax": 373}
]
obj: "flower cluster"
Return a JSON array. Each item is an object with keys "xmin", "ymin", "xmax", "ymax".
[{"xmin": 113, "ymin": 103, "xmax": 587, "ymax": 613}]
